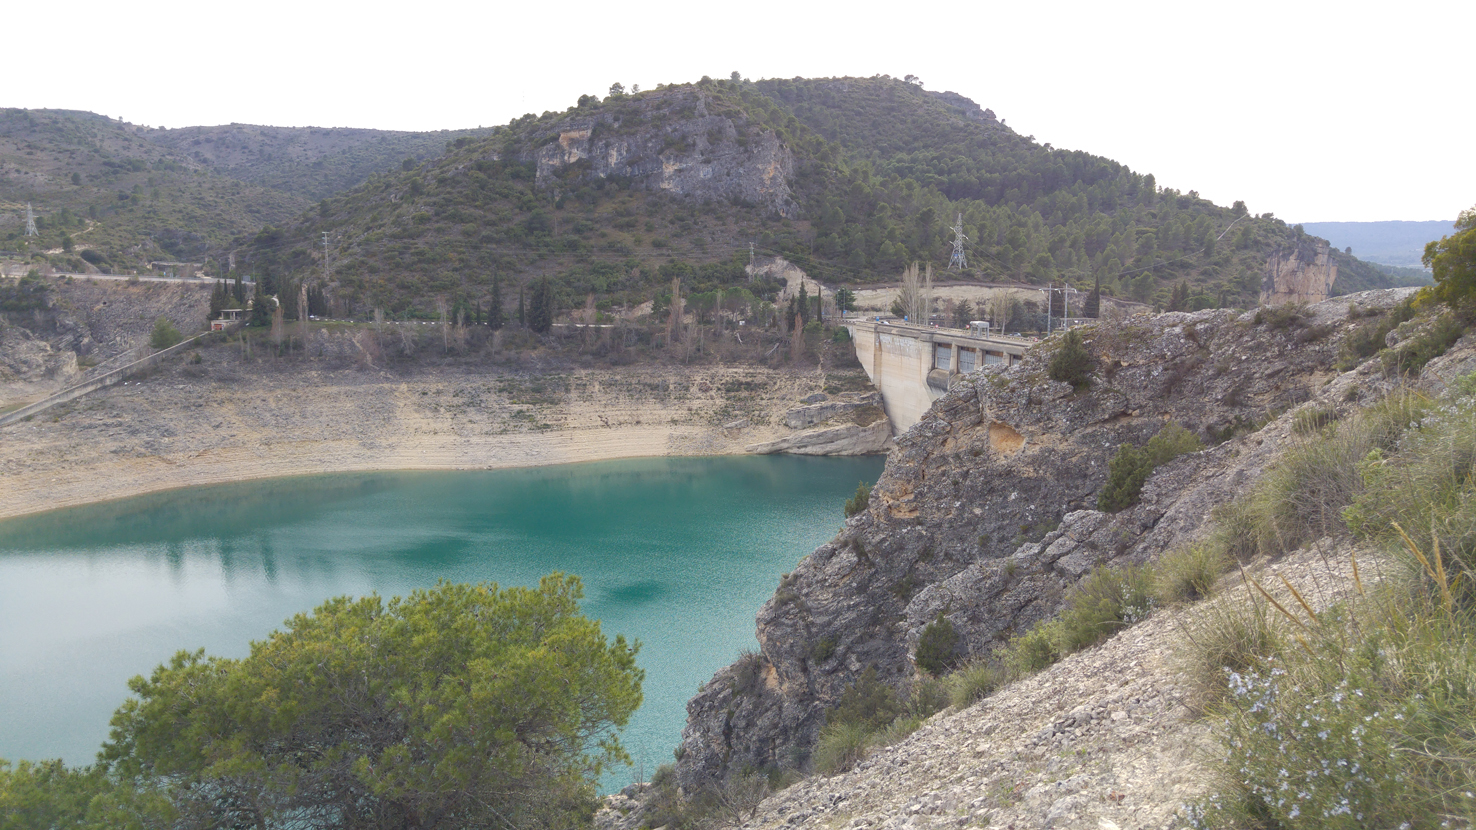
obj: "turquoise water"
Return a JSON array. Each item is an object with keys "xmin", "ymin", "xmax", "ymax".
[{"xmin": 0, "ymin": 455, "xmax": 882, "ymax": 787}]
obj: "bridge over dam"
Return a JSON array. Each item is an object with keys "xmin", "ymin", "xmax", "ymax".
[{"xmin": 842, "ymin": 320, "xmax": 1035, "ymax": 433}]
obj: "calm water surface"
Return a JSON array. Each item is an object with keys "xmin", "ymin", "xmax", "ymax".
[{"xmin": 0, "ymin": 455, "xmax": 883, "ymax": 786}]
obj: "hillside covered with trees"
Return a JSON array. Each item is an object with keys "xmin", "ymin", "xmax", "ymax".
[
  {"xmin": 221, "ymin": 75, "xmax": 1424, "ymax": 323},
  {"xmin": 0, "ymin": 108, "xmax": 491, "ymax": 270}
]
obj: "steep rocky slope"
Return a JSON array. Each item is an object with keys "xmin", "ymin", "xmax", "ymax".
[{"xmin": 675, "ymin": 288, "xmax": 1420, "ymax": 790}]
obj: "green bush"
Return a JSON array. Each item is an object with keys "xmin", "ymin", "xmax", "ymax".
[
  {"xmin": 1155, "ymin": 543, "xmax": 1232, "ymax": 604},
  {"xmin": 905, "ymin": 674, "xmax": 950, "ymax": 720},
  {"xmin": 1098, "ymin": 422, "xmax": 1203, "ymax": 512},
  {"xmin": 827, "ymin": 666, "xmax": 903, "ymax": 730},
  {"xmin": 1000, "ymin": 563, "xmax": 1156, "ymax": 677},
  {"xmin": 1335, "ymin": 298, "xmax": 1415, "ymax": 370},
  {"xmin": 1291, "ymin": 406, "xmax": 1339, "ymax": 437},
  {"xmin": 1055, "ymin": 563, "xmax": 1155, "ymax": 653},
  {"xmin": 946, "ymin": 659, "xmax": 1007, "ymax": 708},
  {"xmin": 1380, "ymin": 311, "xmax": 1467, "ymax": 376},
  {"xmin": 914, "ymin": 613, "xmax": 960, "ymax": 675},
  {"xmin": 1046, "ymin": 328, "xmax": 1095, "ymax": 389},
  {"xmin": 1002, "ymin": 619, "xmax": 1064, "ymax": 676},
  {"xmin": 843, "ymin": 481, "xmax": 871, "ymax": 518},
  {"xmin": 149, "ymin": 317, "xmax": 183, "ymax": 349},
  {"xmin": 811, "ymin": 721, "xmax": 872, "ymax": 775}
]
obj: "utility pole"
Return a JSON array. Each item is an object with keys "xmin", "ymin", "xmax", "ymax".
[
  {"xmin": 24, "ymin": 203, "xmax": 38, "ymax": 237},
  {"xmin": 948, "ymin": 212, "xmax": 967, "ymax": 270}
]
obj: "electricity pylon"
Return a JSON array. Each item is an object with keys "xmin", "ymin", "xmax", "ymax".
[{"xmin": 948, "ymin": 212, "xmax": 967, "ymax": 270}]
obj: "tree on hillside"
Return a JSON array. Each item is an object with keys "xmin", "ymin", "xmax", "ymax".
[
  {"xmin": 488, "ymin": 276, "xmax": 505, "ymax": 330},
  {"xmin": 952, "ymin": 299, "xmax": 973, "ymax": 329},
  {"xmin": 1047, "ymin": 328, "xmax": 1094, "ymax": 390},
  {"xmin": 834, "ymin": 287, "xmax": 856, "ymax": 318},
  {"xmin": 529, "ymin": 277, "xmax": 555, "ymax": 334},
  {"xmin": 149, "ymin": 318, "xmax": 182, "ymax": 350},
  {"xmin": 1423, "ymin": 206, "xmax": 1476, "ymax": 317},
  {"xmin": 101, "ymin": 576, "xmax": 643, "ymax": 830}
]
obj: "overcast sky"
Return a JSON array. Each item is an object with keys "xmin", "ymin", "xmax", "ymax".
[{"xmin": 11, "ymin": 0, "xmax": 1470, "ymax": 223}]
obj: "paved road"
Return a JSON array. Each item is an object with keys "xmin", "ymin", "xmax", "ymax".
[{"xmin": 41, "ymin": 272, "xmax": 256, "ymax": 286}]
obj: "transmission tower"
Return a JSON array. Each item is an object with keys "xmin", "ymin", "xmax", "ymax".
[
  {"xmin": 24, "ymin": 203, "xmax": 38, "ymax": 237},
  {"xmin": 947, "ymin": 212, "xmax": 967, "ymax": 270},
  {"xmin": 322, "ymin": 232, "xmax": 331, "ymax": 281}
]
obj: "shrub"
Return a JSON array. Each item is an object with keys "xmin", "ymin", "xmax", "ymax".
[
  {"xmin": 1002, "ymin": 619, "xmax": 1064, "ymax": 676},
  {"xmin": 1380, "ymin": 311, "xmax": 1467, "ymax": 376},
  {"xmin": 827, "ymin": 666, "xmax": 903, "ymax": 730},
  {"xmin": 843, "ymin": 481, "xmax": 871, "ymax": 518},
  {"xmin": 1335, "ymin": 298, "xmax": 1415, "ymax": 370},
  {"xmin": 811, "ymin": 721, "xmax": 872, "ymax": 775},
  {"xmin": 946, "ymin": 659, "xmax": 1007, "ymax": 708},
  {"xmin": 905, "ymin": 674, "xmax": 950, "ymax": 719},
  {"xmin": 1189, "ymin": 373, "xmax": 1476, "ymax": 829},
  {"xmin": 1254, "ymin": 302, "xmax": 1305, "ymax": 330},
  {"xmin": 1155, "ymin": 543, "xmax": 1232, "ymax": 603},
  {"xmin": 1055, "ymin": 563, "xmax": 1155, "ymax": 653},
  {"xmin": 914, "ymin": 613, "xmax": 960, "ymax": 675},
  {"xmin": 731, "ymin": 649, "xmax": 764, "ymax": 694},
  {"xmin": 148, "ymin": 317, "xmax": 183, "ymax": 349},
  {"xmin": 1291, "ymin": 406, "xmax": 1338, "ymax": 437},
  {"xmin": 1176, "ymin": 587, "xmax": 1281, "ymax": 708},
  {"xmin": 1046, "ymin": 328, "xmax": 1095, "ymax": 389},
  {"xmin": 809, "ymin": 637, "xmax": 836, "ymax": 663},
  {"xmin": 1098, "ymin": 422, "xmax": 1203, "ymax": 512}
]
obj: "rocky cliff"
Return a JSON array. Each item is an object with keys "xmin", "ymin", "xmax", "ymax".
[
  {"xmin": 1261, "ymin": 236, "xmax": 1337, "ymax": 305},
  {"xmin": 518, "ymin": 89, "xmax": 797, "ymax": 217},
  {"xmin": 675, "ymin": 289, "xmax": 1418, "ymax": 791},
  {"xmin": 0, "ymin": 276, "xmax": 209, "ymax": 406}
]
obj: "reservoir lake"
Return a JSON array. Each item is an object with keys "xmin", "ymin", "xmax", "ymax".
[{"xmin": 0, "ymin": 454, "xmax": 884, "ymax": 787}]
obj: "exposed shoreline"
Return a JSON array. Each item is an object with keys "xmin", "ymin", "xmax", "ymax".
[{"xmin": 1, "ymin": 361, "xmax": 877, "ymax": 523}]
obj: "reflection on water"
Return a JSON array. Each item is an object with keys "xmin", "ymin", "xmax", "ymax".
[{"xmin": 0, "ymin": 455, "xmax": 883, "ymax": 788}]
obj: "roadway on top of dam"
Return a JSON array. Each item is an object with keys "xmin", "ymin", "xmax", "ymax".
[{"xmin": 843, "ymin": 318, "xmax": 1037, "ymax": 433}]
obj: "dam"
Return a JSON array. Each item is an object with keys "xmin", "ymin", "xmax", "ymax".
[{"xmin": 844, "ymin": 319, "xmax": 1033, "ymax": 432}]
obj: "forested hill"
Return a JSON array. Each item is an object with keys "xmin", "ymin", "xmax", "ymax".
[
  {"xmin": 0, "ymin": 108, "xmax": 491, "ymax": 268},
  {"xmin": 231, "ymin": 75, "xmax": 1423, "ymax": 321}
]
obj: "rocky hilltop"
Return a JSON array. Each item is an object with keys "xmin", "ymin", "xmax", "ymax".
[
  {"xmin": 676, "ymin": 288, "xmax": 1420, "ymax": 791},
  {"xmin": 522, "ymin": 88, "xmax": 797, "ymax": 218}
]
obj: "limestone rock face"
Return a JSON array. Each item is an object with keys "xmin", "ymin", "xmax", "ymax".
[
  {"xmin": 676, "ymin": 290, "xmax": 1418, "ymax": 792},
  {"xmin": 745, "ymin": 420, "xmax": 892, "ymax": 456},
  {"xmin": 1262, "ymin": 237, "xmax": 1337, "ymax": 305},
  {"xmin": 746, "ymin": 392, "xmax": 892, "ymax": 456},
  {"xmin": 519, "ymin": 89, "xmax": 797, "ymax": 218}
]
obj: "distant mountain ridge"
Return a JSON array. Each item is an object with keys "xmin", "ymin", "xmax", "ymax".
[{"xmin": 1299, "ymin": 220, "xmax": 1452, "ymax": 269}]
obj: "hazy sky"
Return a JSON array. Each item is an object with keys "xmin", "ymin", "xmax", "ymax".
[{"xmin": 12, "ymin": 0, "xmax": 1470, "ymax": 223}]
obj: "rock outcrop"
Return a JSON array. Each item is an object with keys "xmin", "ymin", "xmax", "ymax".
[
  {"xmin": 746, "ymin": 392, "xmax": 892, "ymax": 456},
  {"xmin": 676, "ymin": 289, "xmax": 1418, "ymax": 792},
  {"xmin": 519, "ymin": 89, "xmax": 797, "ymax": 218},
  {"xmin": 1262, "ymin": 236, "xmax": 1337, "ymax": 305}
]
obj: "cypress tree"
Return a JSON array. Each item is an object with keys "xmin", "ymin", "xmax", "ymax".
[
  {"xmin": 529, "ymin": 277, "xmax": 554, "ymax": 334},
  {"xmin": 489, "ymin": 277, "xmax": 505, "ymax": 331}
]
